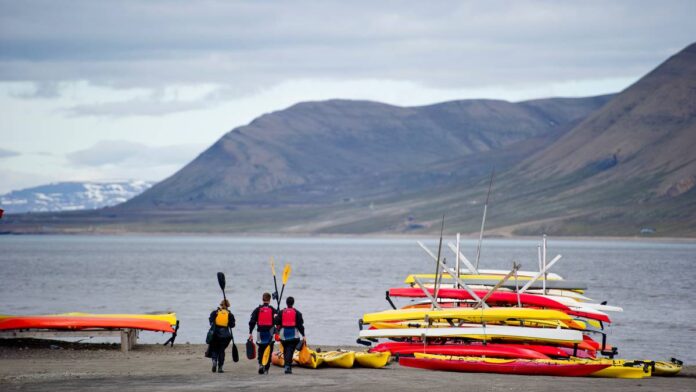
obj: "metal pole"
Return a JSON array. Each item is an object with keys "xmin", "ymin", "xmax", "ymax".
[
  {"xmin": 519, "ymin": 255, "xmax": 562, "ymax": 294},
  {"xmin": 475, "ymin": 169, "xmax": 495, "ymax": 270},
  {"xmin": 455, "ymin": 233, "xmax": 461, "ymax": 289},
  {"xmin": 447, "ymin": 243, "xmax": 478, "ymax": 274},
  {"xmin": 413, "ymin": 277, "xmax": 442, "ymax": 310},
  {"xmin": 473, "ymin": 262, "xmax": 520, "ymax": 309},
  {"xmin": 542, "ymin": 235, "xmax": 548, "ymax": 295}
]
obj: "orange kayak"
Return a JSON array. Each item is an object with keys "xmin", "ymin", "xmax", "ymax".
[{"xmin": 0, "ymin": 316, "xmax": 174, "ymax": 333}]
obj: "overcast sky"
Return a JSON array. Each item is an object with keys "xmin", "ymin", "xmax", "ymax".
[{"xmin": 1, "ymin": 0, "xmax": 695, "ymax": 193}]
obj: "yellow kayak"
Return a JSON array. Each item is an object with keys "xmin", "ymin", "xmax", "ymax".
[
  {"xmin": 355, "ymin": 351, "xmax": 390, "ymax": 368},
  {"xmin": 363, "ymin": 307, "xmax": 572, "ymax": 324},
  {"xmin": 653, "ymin": 360, "xmax": 682, "ymax": 376},
  {"xmin": 0, "ymin": 312, "xmax": 177, "ymax": 326},
  {"xmin": 372, "ymin": 317, "xmax": 585, "ymax": 330},
  {"xmin": 293, "ymin": 348, "xmax": 324, "ymax": 369},
  {"xmin": 405, "ymin": 274, "xmax": 563, "ymax": 282},
  {"xmin": 317, "ymin": 351, "xmax": 355, "ymax": 368},
  {"xmin": 568, "ymin": 358, "xmax": 652, "ymax": 379}
]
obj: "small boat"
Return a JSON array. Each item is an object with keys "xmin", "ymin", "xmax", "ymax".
[
  {"xmin": 362, "ymin": 307, "xmax": 573, "ymax": 324},
  {"xmin": 0, "ymin": 316, "xmax": 174, "ymax": 333},
  {"xmin": 370, "ymin": 342, "xmax": 549, "ymax": 359},
  {"xmin": 317, "ymin": 351, "xmax": 355, "ymax": 368},
  {"xmin": 354, "ymin": 351, "xmax": 390, "ymax": 368},
  {"xmin": 359, "ymin": 325, "xmax": 584, "ymax": 344},
  {"xmin": 653, "ymin": 360, "xmax": 682, "ymax": 376},
  {"xmin": 400, "ymin": 353, "xmax": 609, "ymax": 377},
  {"xmin": 0, "ymin": 312, "xmax": 177, "ymax": 326}
]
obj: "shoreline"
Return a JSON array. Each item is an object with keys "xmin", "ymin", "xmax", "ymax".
[
  {"xmin": 2, "ymin": 230, "xmax": 695, "ymax": 243},
  {"xmin": 1, "ymin": 341, "xmax": 694, "ymax": 391}
]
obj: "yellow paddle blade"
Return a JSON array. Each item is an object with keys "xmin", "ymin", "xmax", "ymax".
[
  {"xmin": 282, "ymin": 264, "xmax": 292, "ymax": 284},
  {"xmin": 270, "ymin": 257, "xmax": 276, "ymax": 276},
  {"xmin": 262, "ymin": 345, "xmax": 271, "ymax": 366}
]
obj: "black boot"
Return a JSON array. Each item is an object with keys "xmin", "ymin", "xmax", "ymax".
[
  {"xmin": 217, "ymin": 365, "xmax": 224, "ymax": 373},
  {"xmin": 258, "ymin": 365, "xmax": 264, "ymax": 375},
  {"xmin": 212, "ymin": 359, "xmax": 217, "ymax": 373},
  {"xmin": 284, "ymin": 365, "xmax": 292, "ymax": 374}
]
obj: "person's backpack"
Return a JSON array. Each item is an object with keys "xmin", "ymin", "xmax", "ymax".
[{"xmin": 215, "ymin": 309, "xmax": 230, "ymax": 327}]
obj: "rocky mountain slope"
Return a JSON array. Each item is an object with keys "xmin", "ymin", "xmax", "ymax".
[{"xmin": 123, "ymin": 95, "xmax": 612, "ymax": 209}]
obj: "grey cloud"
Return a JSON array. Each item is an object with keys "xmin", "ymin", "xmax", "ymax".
[
  {"xmin": 0, "ymin": 148, "xmax": 20, "ymax": 158},
  {"xmin": 64, "ymin": 97, "xmax": 214, "ymax": 117},
  {"xmin": 67, "ymin": 140, "xmax": 204, "ymax": 167},
  {"xmin": 11, "ymin": 81, "xmax": 62, "ymax": 99},
  {"xmin": 1, "ymin": 1, "xmax": 694, "ymax": 96}
]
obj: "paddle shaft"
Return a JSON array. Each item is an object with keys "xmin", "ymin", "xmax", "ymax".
[{"xmin": 270, "ymin": 258, "xmax": 281, "ymax": 309}]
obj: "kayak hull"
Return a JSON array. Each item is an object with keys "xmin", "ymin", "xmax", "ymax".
[
  {"xmin": 0, "ymin": 316, "xmax": 174, "ymax": 333},
  {"xmin": 400, "ymin": 355, "xmax": 609, "ymax": 377},
  {"xmin": 369, "ymin": 342, "xmax": 550, "ymax": 359},
  {"xmin": 318, "ymin": 351, "xmax": 355, "ymax": 368},
  {"xmin": 355, "ymin": 351, "xmax": 390, "ymax": 368}
]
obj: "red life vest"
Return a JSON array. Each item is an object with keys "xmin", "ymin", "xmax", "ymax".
[
  {"xmin": 258, "ymin": 306, "xmax": 273, "ymax": 327},
  {"xmin": 281, "ymin": 308, "xmax": 296, "ymax": 328}
]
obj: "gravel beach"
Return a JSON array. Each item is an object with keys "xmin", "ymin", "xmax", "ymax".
[{"xmin": 1, "ymin": 340, "xmax": 694, "ymax": 392}]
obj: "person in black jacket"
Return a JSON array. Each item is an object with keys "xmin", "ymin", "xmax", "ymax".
[
  {"xmin": 248, "ymin": 292, "xmax": 276, "ymax": 375},
  {"xmin": 275, "ymin": 296, "xmax": 305, "ymax": 374},
  {"xmin": 209, "ymin": 299, "xmax": 235, "ymax": 373}
]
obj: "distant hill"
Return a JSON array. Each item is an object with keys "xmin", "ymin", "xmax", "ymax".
[
  {"xmin": 485, "ymin": 42, "xmax": 696, "ymax": 236},
  {"xmin": 5, "ymin": 43, "xmax": 695, "ymax": 237},
  {"xmin": 0, "ymin": 181, "xmax": 153, "ymax": 213},
  {"xmin": 123, "ymin": 95, "xmax": 611, "ymax": 209}
]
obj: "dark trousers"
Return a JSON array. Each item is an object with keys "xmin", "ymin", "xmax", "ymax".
[
  {"xmin": 257, "ymin": 341, "xmax": 273, "ymax": 370},
  {"xmin": 281, "ymin": 338, "xmax": 300, "ymax": 369},
  {"xmin": 210, "ymin": 337, "xmax": 232, "ymax": 368}
]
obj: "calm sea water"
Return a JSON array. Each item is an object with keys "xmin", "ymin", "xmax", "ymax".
[{"xmin": 1, "ymin": 235, "xmax": 695, "ymax": 363}]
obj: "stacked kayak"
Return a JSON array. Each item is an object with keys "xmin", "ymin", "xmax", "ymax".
[
  {"xmin": 400, "ymin": 353, "xmax": 610, "ymax": 377},
  {"xmin": 0, "ymin": 312, "xmax": 177, "ymax": 333},
  {"xmin": 357, "ymin": 236, "xmax": 683, "ymax": 378}
]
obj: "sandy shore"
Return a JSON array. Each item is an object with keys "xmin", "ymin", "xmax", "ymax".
[{"xmin": 1, "ymin": 340, "xmax": 694, "ymax": 392}]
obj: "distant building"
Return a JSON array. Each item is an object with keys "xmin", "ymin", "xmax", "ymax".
[{"xmin": 640, "ymin": 227, "xmax": 656, "ymax": 234}]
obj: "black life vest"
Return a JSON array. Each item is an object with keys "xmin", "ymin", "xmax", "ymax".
[
  {"xmin": 281, "ymin": 308, "xmax": 297, "ymax": 328},
  {"xmin": 258, "ymin": 306, "xmax": 273, "ymax": 327}
]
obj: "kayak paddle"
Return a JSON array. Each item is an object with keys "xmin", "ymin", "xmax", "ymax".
[
  {"xmin": 270, "ymin": 257, "xmax": 281, "ymax": 309},
  {"xmin": 217, "ymin": 272, "xmax": 227, "ymax": 302},
  {"xmin": 262, "ymin": 344, "xmax": 272, "ymax": 366},
  {"xmin": 278, "ymin": 264, "xmax": 292, "ymax": 304},
  {"xmin": 216, "ymin": 272, "xmax": 238, "ymax": 362}
]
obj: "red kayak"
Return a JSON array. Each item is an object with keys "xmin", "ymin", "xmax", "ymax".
[
  {"xmin": 0, "ymin": 316, "xmax": 175, "ymax": 333},
  {"xmin": 389, "ymin": 288, "xmax": 571, "ymax": 311},
  {"xmin": 399, "ymin": 356, "xmax": 609, "ymax": 377},
  {"xmin": 371, "ymin": 342, "xmax": 549, "ymax": 359},
  {"xmin": 391, "ymin": 288, "xmax": 612, "ymax": 323}
]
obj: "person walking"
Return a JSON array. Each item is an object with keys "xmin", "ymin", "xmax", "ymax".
[
  {"xmin": 248, "ymin": 292, "xmax": 276, "ymax": 374},
  {"xmin": 208, "ymin": 299, "xmax": 236, "ymax": 373},
  {"xmin": 275, "ymin": 296, "xmax": 305, "ymax": 374}
]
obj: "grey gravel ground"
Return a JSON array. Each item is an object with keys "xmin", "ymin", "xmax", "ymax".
[{"xmin": 1, "ymin": 341, "xmax": 694, "ymax": 392}]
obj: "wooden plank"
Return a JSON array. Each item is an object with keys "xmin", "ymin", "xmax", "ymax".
[{"xmin": 0, "ymin": 328, "xmax": 140, "ymax": 352}]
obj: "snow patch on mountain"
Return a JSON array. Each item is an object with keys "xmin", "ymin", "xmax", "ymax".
[{"xmin": 0, "ymin": 180, "xmax": 155, "ymax": 213}]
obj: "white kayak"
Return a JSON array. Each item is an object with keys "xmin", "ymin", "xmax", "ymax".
[{"xmin": 359, "ymin": 325, "xmax": 583, "ymax": 343}]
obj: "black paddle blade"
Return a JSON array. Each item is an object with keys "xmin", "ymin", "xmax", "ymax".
[
  {"xmin": 246, "ymin": 339, "xmax": 256, "ymax": 360},
  {"xmin": 232, "ymin": 343, "xmax": 239, "ymax": 362},
  {"xmin": 217, "ymin": 272, "xmax": 226, "ymax": 290}
]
